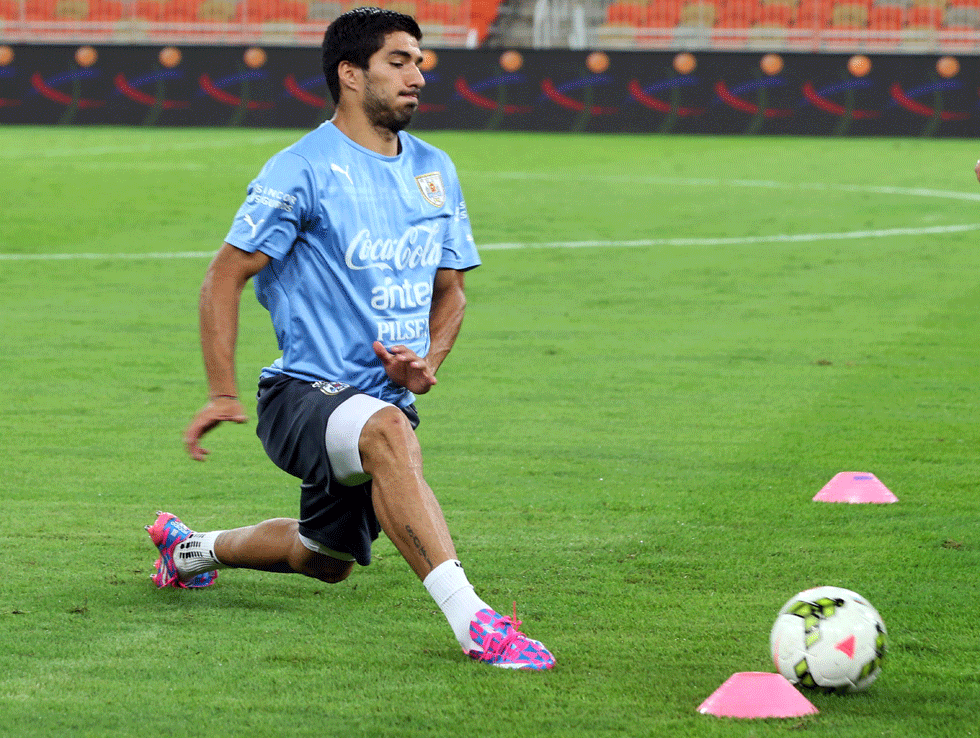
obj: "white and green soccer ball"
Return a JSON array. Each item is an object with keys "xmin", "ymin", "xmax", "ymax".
[{"xmin": 770, "ymin": 586, "xmax": 887, "ymax": 693}]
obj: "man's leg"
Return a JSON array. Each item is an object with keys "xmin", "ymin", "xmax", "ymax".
[
  {"xmin": 357, "ymin": 406, "xmax": 555, "ymax": 670},
  {"xmin": 213, "ymin": 518, "xmax": 355, "ymax": 583},
  {"xmin": 148, "ymin": 513, "xmax": 354, "ymax": 586},
  {"xmin": 358, "ymin": 406, "xmax": 456, "ymax": 579}
]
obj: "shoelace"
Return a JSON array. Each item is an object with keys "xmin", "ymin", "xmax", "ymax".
[{"xmin": 478, "ymin": 602, "xmax": 530, "ymax": 662}]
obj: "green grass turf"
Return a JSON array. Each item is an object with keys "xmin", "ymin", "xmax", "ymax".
[{"xmin": 1, "ymin": 127, "xmax": 978, "ymax": 737}]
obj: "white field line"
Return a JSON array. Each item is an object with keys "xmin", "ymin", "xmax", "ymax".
[
  {"xmin": 2, "ymin": 177, "xmax": 978, "ymax": 261},
  {"xmin": 481, "ymin": 172, "xmax": 980, "ymax": 203},
  {"xmin": 0, "ymin": 133, "xmax": 293, "ymax": 160},
  {"xmin": 479, "ymin": 222, "xmax": 980, "ymax": 251}
]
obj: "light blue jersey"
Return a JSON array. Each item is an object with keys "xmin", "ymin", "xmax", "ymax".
[{"xmin": 225, "ymin": 121, "xmax": 480, "ymax": 408}]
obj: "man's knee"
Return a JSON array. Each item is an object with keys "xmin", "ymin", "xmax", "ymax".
[
  {"xmin": 360, "ymin": 406, "xmax": 418, "ymax": 460},
  {"xmin": 287, "ymin": 537, "xmax": 355, "ymax": 583},
  {"xmin": 301, "ymin": 554, "xmax": 355, "ymax": 584}
]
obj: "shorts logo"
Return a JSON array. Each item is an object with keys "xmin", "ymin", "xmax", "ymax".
[
  {"xmin": 313, "ymin": 380, "xmax": 350, "ymax": 395},
  {"xmin": 415, "ymin": 172, "xmax": 445, "ymax": 207}
]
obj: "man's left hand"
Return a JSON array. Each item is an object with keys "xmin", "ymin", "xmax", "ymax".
[{"xmin": 373, "ymin": 341, "xmax": 438, "ymax": 394}]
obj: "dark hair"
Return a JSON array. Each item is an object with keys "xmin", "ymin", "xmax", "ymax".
[{"xmin": 321, "ymin": 7, "xmax": 423, "ymax": 105}]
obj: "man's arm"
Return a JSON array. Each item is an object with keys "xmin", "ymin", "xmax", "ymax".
[
  {"xmin": 183, "ymin": 243, "xmax": 271, "ymax": 460},
  {"xmin": 425, "ymin": 267, "xmax": 467, "ymax": 375},
  {"xmin": 372, "ymin": 268, "xmax": 467, "ymax": 394}
]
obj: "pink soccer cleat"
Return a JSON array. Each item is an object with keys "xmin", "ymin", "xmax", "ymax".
[
  {"xmin": 145, "ymin": 511, "xmax": 217, "ymax": 589},
  {"xmin": 467, "ymin": 605, "xmax": 555, "ymax": 670}
]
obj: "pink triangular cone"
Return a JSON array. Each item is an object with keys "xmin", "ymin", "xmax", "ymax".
[
  {"xmin": 813, "ymin": 472, "xmax": 898, "ymax": 504},
  {"xmin": 698, "ymin": 672, "xmax": 818, "ymax": 719}
]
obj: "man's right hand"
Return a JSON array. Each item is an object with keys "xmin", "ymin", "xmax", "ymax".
[{"xmin": 183, "ymin": 396, "xmax": 248, "ymax": 461}]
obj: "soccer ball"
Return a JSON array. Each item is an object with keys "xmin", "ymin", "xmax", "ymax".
[{"xmin": 770, "ymin": 586, "xmax": 887, "ymax": 693}]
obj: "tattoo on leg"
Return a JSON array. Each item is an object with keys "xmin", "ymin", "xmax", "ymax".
[{"xmin": 405, "ymin": 525, "xmax": 434, "ymax": 571}]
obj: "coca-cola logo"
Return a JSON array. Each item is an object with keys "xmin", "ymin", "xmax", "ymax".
[{"xmin": 345, "ymin": 224, "xmax": 442, "ymax": 272}]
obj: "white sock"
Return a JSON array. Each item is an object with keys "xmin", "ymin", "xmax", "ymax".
[
  {"xmin": 175, "ymin": 530, "xmax": 226, "ymax": 577},
  {"xmin": 423, "ymin": 559, "xmax": 491, "ymax": 652}
]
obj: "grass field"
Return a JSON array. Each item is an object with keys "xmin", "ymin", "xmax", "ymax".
[{"xmin": 1, "ymin": 126, "xmax": 978, "ymax": 737}]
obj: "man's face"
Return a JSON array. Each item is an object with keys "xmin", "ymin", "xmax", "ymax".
[{"xmin": 361, "ymin": 31, "xmax": 425, "ymax": 133}]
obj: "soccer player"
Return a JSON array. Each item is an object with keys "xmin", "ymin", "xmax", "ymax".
[{"xmin": 145, "ymin": 7, "xmax": 555, "ymax": 671}]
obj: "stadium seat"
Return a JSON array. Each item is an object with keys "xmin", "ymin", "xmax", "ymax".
[
  {"xmin": 905, "ymin": 3, "xmax": 943, "ymax": 24},
  {"xmin": 867, "ymin": 3, "xmax": 903, "ymax": 43},
  {"xmin": 945, "ymin": 3, "xmax": 979, "ymax": 22},
  {"xmin": 417, "ymin": 0, "xmax": 461, "ymax": 25},
  {"xmin": 605, "ymin": 1, "xmax": 646, "ymax": 27},
  {"xmin": 88, "ymin": 0, "xmax": 123, "ymax": 19},
  {"xmin": 386, "ymin": 0, "xmax": 419, "ymax": 15},
  {"xmin": 868, "ymin": 3, "xmax": 903, "ymax": 24},
  {"xmin": 830, "ymin": 1, "xmax": 870, "ymax": 26},
  {"xmin": 756, "ymin": 2, "xmax": 794, "ymax": 26},
  {"xmin": 646, "ymin": 1, "xmax": 681, "ymax": 26},
  {"xmin": 942, "ymin": 4, "xmax": 979, "ymax": 47},
  {"xmin": 468, "ymin": 0, "xmax": 500, "ymax": 41},
  {"xmin": 157, "ymin": 0, "xmax": 202, "ymax": 21},
  {"xmin": 196, "ymin": 0, "xmax": 235, "ymax": 21},
  {"xmin": 795, "ymin": 0, "xmax": 836, "ymax": 26},
  {"xmin": 677, "ymin": 0, "xmax": 718, "ymax": 26},
  {"xmin": 716, "ymin": 0, "xmax": 762, "ymax": 27},
  {"xmin": 132, "ymin": 0, "xmax": 163, "ymax": 20},
  {"xmin": 25, "ymin": 0, "xmax": 57, "ymax": 19},
  {"xmin": 870, "ymin": 0, "xmax": 912, "ymax": 10},
  {"xmin": 241, "ymin": 0, "xmax": 307, "ymax": 22},
  {"xmin": 306, "ymin": 0, "xmax": 343, "ymax": 21},
  {"xmin": 0, "ymin": 0, "xmax": 20, "ymax": 18}
]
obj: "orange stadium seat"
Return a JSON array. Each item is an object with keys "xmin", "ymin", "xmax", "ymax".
[
  {"xmin": 716, "ymin": 0, "xmax": 763, "ymax": 27},
  {"xmin": 155, "ymin": 0, "xmax": 200, "ymax": 21},
  {"xmin": 88, "ymin": 0, "xmax": 124, "ymax": 19},
  {"xmin": 417, "ymin": 0, "xmax": 461, "ymax": 25},
  {"xmin": 605, "ymin": 1, "xmax": 646, "ymax": 26},
  {"xmin": 794, "ymin": 0, "xmax": 836, "ymax": 26},
  {"xmin": 0, "ymin": 0, "xmax": 21, "ymax": 18},
  {"xmin": 25, "ymin": 0, "xmax": 57, "ymax": 19},
  {"xmin": 756, "ymin": 1, "xmax": 794, "ymax": 26},
  {"xmin": 646, "ymin": 1, "xmax": 681, "ymax": 26},
  {"xmin": 905, "ymin": 3, "xmax": 943, "ymax": 25},
  {"xmin": 134, "ymin": 0, "xmax": 166, "ymax": 20},
  {"xmin": 240, "ymin": 0, "xmax": 308, "ymax": 22},
  {"xmin": 868, "ymin": 4, "xmax": 903, "ymax": 26},
  {"xmin": 468, "ymin": 0, "xmax": 500, "ymax": 41},
  {"xmin": 868, "ymin": 4, "xmax": 904, "ymax": 44}
]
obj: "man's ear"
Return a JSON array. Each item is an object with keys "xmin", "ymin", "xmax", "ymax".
[{"xmin": 337, "ymin": 60, "xmax": 362, "ymax": 97}]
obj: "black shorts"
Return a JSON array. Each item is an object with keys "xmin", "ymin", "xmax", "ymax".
[{"xmin": 255, "ymin": 374, "xmax": 419, "ymax": 567}]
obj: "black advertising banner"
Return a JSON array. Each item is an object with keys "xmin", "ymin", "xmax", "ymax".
[{"xmin": 1, "ymin": 42, "xmax": 977, "ymax": 137}]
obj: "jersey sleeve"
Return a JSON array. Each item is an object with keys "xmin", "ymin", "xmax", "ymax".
[
  {"xmin": 437, "ymin": 162, "xmax": 481, "ymax": 272},
  {"xmin": 224, "ymin": 151, "xmax": 316, "ymax": 261}
]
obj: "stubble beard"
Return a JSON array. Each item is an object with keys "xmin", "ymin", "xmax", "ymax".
[{"xmin": 363, "ymin": 77, "xmax": 416, "ymax": 134}]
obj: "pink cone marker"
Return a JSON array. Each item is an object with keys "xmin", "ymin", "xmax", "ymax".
[
  {"xmin": 698, "ymin": 672, "xmax": 818, "ymax": 719},
  {"xmin": 813, "ymin": 472, "xmax": 898, "ymax": 504}
]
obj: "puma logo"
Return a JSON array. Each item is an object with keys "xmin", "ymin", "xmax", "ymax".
[
  {"xmin": 243, "ymin": 214, "xmax": 264, "ymax": 238},
  {"xmin": 331, "ymin": 162, "xmax": 354, "ymax": 186}
]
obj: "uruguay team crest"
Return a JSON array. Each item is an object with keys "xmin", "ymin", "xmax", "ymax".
[
  {"xmin": 313, "ymin": 380, "xmax": 350, "ymax": 395},
  {"xmin": 415, "ymin": 172, "xmax": 445, "ymax": 207}
]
